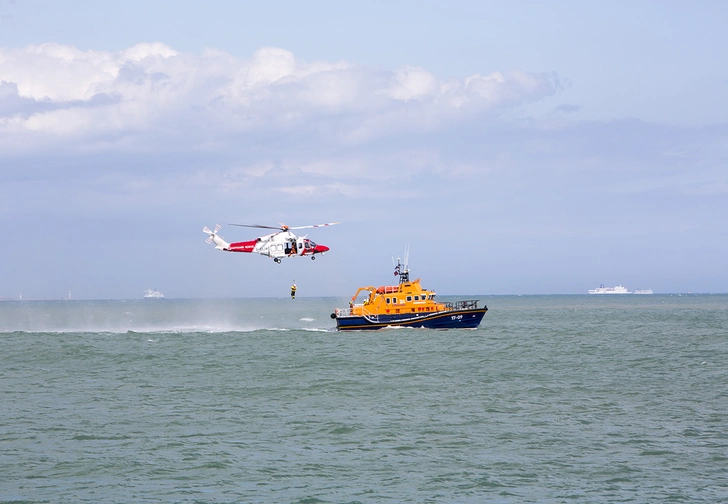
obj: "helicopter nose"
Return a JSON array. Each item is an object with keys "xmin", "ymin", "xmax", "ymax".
[{"xmin": 317, "ymin": 244, "xmax": 330, "ymax": 253}]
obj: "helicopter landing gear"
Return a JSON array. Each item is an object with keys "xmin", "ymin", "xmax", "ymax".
[
  {"xmin": 274, "ymin": 258, "xmax": 281, "ymax": 263},
  {"xmin": 311, "ymin": 256, "xmax": 316, "ymax": 260}
]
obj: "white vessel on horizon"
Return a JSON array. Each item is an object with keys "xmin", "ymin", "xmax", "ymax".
[
  {"xmin": 633, "ymin": 288, "xmax": 653, "ymax": 294},
  {"xmin": 588, "ymin": 284, "xmax": 631, "ymax": 294},
  {"xmin": 143, "ymin": 288, "xmax": 165, "ymax": 299}
]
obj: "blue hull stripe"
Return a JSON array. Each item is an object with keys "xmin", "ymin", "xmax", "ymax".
[{"xmin": 335, "ymin": 308, "xmax": 487, "ymax": 331}]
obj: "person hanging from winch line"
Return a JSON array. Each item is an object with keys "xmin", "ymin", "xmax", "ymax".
[{"xmin": 290, "ymin": 281, "xmax": 297, "ymax": 299}]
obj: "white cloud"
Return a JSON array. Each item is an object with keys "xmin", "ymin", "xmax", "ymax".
[
  {"xmin": 245, "ymin": 47, "xmax": 297, "ymax": 87},
  {"xmin": 0, "ymin": 43, "xmax": 560, "ymax": 153},
  {"xmin": 120, "ymin": 42, "xmax": 179, "ymax": 62},
  {"xmin": 388, "ymin": 66, "xmax": 439, "ymax": 101}
]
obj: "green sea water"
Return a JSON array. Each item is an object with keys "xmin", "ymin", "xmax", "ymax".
[{"xmin": 1, "ymin": 295, "xmax": 727, "ymax": 503}]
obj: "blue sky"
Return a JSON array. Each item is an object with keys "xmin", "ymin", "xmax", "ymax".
[{"xmin": 1, "ymin": 0, "xmax": 726, "ymax": 298}]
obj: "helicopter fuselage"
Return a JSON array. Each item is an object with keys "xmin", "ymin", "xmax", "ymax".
[
  {"xmin": 228, "ymin": 231, "xmax": 329, "ymax": 261},
  {"xmin": 204, "ymin": 223, "xmax": 335, "ymax": 262}
]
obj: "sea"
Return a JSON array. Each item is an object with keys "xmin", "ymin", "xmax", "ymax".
[{"xmin": 1, "ymin": 294, "xmax": 727, "ymax": 503}]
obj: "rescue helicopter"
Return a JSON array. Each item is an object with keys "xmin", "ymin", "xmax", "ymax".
[{"xmin": 203, "ymin": 222, "xmax": 338, "ymax": 263}]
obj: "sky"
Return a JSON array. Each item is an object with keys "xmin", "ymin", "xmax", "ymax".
[{"xmin": 1, "ymin": 0, "xmax": 727, "ymax": 299}]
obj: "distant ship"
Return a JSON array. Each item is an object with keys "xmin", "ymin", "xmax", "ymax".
[
  {"xmin": 633, "ymin": 288, "xmax": 653, "ymax": 294},
  {"xmin": 143, "ymin": 288, "xmax": 165, "ymax": 299},
  {"xmin": 588, "ymin": 284, "xmax": 631, "ymax": 294}
]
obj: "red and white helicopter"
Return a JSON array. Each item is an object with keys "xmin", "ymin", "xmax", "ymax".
[{"xmin": 203, "ymin": 222, "xmax": 338, "ymax": 263}]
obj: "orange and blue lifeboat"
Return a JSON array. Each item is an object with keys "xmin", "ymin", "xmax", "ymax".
[{"xmin": 330, "ymin": 271, "xmax": 487, "ymax": 331}]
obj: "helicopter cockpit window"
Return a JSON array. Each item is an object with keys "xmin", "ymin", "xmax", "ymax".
[
  {"xmin": 309, "ymin": 241, "xmax": 317, "ymax": 247},
  {"xmin": 304, "ymin": 241, "xmax": 311, "ymax": 249}
]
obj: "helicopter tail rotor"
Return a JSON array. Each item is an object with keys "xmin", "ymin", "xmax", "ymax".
[{"xmin": 203, "ymin": 225, "xmax": 230, "ymax": 250}]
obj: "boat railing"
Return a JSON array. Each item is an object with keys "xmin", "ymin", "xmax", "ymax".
[
  {"xmin": 334, "ymin": 306, "xmax": 380, "ymax": 322},
  {"xmin": 443, "ymin": 300, "xmax": 480, "ymax": 310},
  {"xmin": 361, "ymin": 306, "xmax": 380, "ymax": 323}
]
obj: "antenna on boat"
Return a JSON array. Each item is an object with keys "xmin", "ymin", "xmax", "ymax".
[{"xmin": 393, "ymin": 243, "xmax": 410, "ymax": 284}]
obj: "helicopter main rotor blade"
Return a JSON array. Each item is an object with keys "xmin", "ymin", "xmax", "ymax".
[
  {"xmin": 228, "ymin": 222, "xmax": 339, "ymax": 231},
  {"xmin": 286, "ymin": 222, "xmax": 340, "ymax": 230},
  {"xmin": 228, "ymin": 224, "xmax": 285, "ymax": 230}
]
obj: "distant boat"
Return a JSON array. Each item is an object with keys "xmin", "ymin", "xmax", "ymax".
[
  {"xmin": 588, "ymin": 284, "xmax": 631, "ymax": 294},
  {"xmin": 143, "ymin": 288, "xmax": 165, "ymax": 299},
  {"xmin": 633, "ymin": 288, "xmax": 653, "ymax": 294}
]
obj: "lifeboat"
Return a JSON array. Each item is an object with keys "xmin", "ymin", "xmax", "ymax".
[{"xmin": 330, "ymin": 264, "xmax": 487, "ymax": 331}]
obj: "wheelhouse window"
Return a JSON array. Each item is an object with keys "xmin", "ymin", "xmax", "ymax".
[
  {"xmin": 406, "ymin": 296, "xmax": 412, "ymax": 302},
  {"xmin": 414, "ymin": 295, "xmax": 420, "ymax": 301},
  {"xmin": 386, "ymin": 297, "xmax": 390, "ymax": 304}
]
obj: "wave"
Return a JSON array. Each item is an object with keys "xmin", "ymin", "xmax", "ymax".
[{"xmin": 1, "ymin": 325, "xmax": 336, "ymax": 335}]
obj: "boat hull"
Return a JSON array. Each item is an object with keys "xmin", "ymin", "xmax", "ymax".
[{"xmin": 334, "ymin": 307, "xmax": 487, "ymax": 331}]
